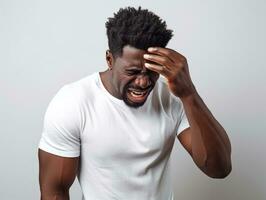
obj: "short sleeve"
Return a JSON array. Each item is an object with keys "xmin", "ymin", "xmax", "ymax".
[
  {"xmin": 176, "ymin": 107, "xmax": 190, "ymax": 136},
  {"xmin": 171, "ymin": 96, "xmax": 190, "ymax": 136},
  {"xmin": 38, "ymin": 85, "xmax": 82, "ymax": 157}
]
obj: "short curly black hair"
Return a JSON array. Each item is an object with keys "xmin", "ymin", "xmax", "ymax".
[{"xmin": 105, "ymin": 6, "xmax": 173, "ymax": 57}]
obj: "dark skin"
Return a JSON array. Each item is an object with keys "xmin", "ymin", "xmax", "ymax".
[
  {"xmin": 38, "ymin": 150, "xmax": 79, "ymax": 200},
  {"xmin": 38, "ymin": 45, "xmax": 232, "ymax": 199},
  {"xmin": 143, "ymin": 46, "xmax": 232, "ymax": 178},
  {"xmin": 103, "ymin": 45, "xmax": 231, "ymax": 177},
  {"xmin": 100, "ymin": 46, "xmax": 161, "ymax": 108}
]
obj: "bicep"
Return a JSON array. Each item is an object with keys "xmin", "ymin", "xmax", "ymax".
[
  {"xmin": 177, "ymin": 127, "xmax": 192, "ymax": 156},
  {"xmin": 38, "ymin": 149, "xmax": 79, "ymax": 195}
]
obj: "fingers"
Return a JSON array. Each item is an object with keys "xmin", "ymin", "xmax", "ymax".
[
  {"xmin": 144, "ymin": 62, "xmax": 171, "ymax": 78},
  {"xmin": 147, "ymin": 47, "xmax": 186, "ymax": 62},
  {"xmin": 143, "ymin": 47, "xmax": 188, "ymax": 79},
  {"xmin": 143, "ymin": 53, "xmax": 173, "ymax": 70}
]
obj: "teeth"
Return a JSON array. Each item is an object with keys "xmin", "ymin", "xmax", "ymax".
[
  {"xmin": 130, "ymin": 91, "xmax": 147, "ymax": 97},
  {"xmin": 133, "ymin": 91, "xmax": 144, "ymax": 95}
]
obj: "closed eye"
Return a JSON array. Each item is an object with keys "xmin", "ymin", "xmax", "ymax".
[{"xmin": 125, "ymin": 69, "xmax": 142, "ymax": 76}]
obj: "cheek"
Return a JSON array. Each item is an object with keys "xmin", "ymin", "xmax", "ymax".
[
  {"xmin": 119, "ymin": 76, "xmax": 136, "ymax": 91},
  {"xmin": 150, "ymin": 72, "xmax": 160, "ymax": 84}
]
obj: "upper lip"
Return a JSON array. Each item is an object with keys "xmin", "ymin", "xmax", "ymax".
[{"xmin": 128, "ymin": 86, "xmax": 152, "ymax": 92}]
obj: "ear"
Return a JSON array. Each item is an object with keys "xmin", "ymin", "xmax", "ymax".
[{"xmin": 106, "ymin": 50, "xmax": 114, "ymax": 70}]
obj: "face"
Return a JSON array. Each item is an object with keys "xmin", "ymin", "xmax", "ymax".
[{"xmin": 107, "ymin": 45, "xmax": 159, "ymax": 108}]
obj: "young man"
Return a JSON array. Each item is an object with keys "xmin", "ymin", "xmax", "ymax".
[{"xmin": 38, "ymin": 7, "xmax": 232, "ymax": 200}]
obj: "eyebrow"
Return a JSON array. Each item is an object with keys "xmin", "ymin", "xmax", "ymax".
[
  {"xmin": 124, "ymin": 65, "xmax": 143, "ymax": 71},
  {"xmin": 125, "ymin": 67, "xmax": 142, "ymax": 70}
]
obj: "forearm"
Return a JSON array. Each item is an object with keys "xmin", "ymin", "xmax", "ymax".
[{"xmin": 181, "ymin": 92, "xmax": 232, "ymax": 178}]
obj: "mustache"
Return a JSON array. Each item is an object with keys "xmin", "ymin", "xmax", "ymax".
[
  {"xmin": 127, "ymin": 80, "xmax": 155, "ymax": 91},
  {"xmin": 127, "ymin": 84, "xmax": 153, "ymax": 91}
]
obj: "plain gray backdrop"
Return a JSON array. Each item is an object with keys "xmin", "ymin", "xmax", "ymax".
[{"xmin": 0, "ymin": 0, "xmax": 265, "ymax": 199}]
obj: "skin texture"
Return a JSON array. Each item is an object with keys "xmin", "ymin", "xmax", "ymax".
[
  {"xmin": 38, "ymin": 45, "xmax": 232, "ymax": 199},
  {"xmin": 101, "ymin": 46, "xmax": 160, "ymax": 108},
  {"xmin": 38, "ymin": 149, "xmax": 79, "ymax": 200},
  {"xmin": 143, "ymin": 47, "xmax": 232, "ymax": 178},
  {"xmin": 103, "ymin": 45, "xmax": 231, "ymax": 177}
]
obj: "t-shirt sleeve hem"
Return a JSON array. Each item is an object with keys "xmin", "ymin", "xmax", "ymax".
[
  {"xmin": 38, "ymin": 141, "xmax": 80, "ymax": 158},
  {"xmin": 176, "ymin": 120, "xmax": 190, "ymax": 136}
]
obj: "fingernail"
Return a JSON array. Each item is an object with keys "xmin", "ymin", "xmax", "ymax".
[
  {"xmin": 143, "ymin": 54, "xmax": 149, "ymax": 59},
  {"xmin": 144, "ymin": 63, "xmax": 151, "ymax": 68},
  {"xmin": 148, "ymin": 47, "xmax": 157, "ymax": 51}
]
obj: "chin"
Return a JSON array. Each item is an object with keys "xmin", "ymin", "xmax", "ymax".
[
  {"xmin": 124, "ymin": 99, "xmax": 146, "ymax": 108},
  {"xmin": 123, "ymin": 89, "xmax": 151, "ymax": 108}
]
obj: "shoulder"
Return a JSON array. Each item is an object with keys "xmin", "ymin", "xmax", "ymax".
[
  {"xmin": 66, "ymin": 72, "xmax": 98, "ymax": 94},
  {"xmin": 45, "ymin": 73, "xmax": 98, "ymax": 118},
  {"xmin": 43, "ymin": 74, "xmax": 98, "ymax": 134},
  {"xmin": 55, "ymin": 72, "xmax": 99, "ymax": 104}
]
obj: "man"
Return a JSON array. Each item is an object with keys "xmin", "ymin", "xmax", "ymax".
[{"xmin": 38, "ymin": 7, "xmax": 232, "ymax": 200}]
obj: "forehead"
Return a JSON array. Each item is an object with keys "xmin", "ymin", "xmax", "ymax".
[{"xmin": 118, "ymin": 45, "xmax": 147, "ymax": 68}]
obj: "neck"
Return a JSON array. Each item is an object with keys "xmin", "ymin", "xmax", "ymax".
[{"xmin": 99, "ymin": 70, "xmax": 121, "ymax": 99}]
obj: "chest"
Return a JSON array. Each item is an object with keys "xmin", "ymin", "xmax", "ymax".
[{"xmin": 81, "ymin": 101, "xmax": 177, "ymax": 166}]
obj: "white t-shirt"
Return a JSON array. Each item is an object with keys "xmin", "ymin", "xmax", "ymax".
[{"xmin": 39, "ymin": 72, "xmax": 190, "ymax": 200}]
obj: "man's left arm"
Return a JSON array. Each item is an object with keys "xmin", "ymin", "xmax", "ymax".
[{"xmin": 143, "ymin": 47, "xmax": 232, "ymax": 179}]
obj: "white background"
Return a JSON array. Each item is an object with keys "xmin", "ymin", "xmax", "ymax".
[{"xmin": 0, "ymin": 0, "xmax": 265, "ymax": 199}]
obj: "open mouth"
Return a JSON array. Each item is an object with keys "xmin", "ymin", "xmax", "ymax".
[{"xmin": 127, "ymin": 87, "xmax": 151, "ymax": 103}]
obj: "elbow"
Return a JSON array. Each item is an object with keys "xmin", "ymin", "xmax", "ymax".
[
  {"xmin": 202, "ymin": 155, "xmax": 232, "ymax": 179},
  {"xmin": 207, "ymin": 163, "xmax": 232, "ymax": 179}
]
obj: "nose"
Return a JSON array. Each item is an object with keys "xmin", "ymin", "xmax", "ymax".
[{"xmin": 134, "ymin": 74, "xmax": 151, "ymax": 89}]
